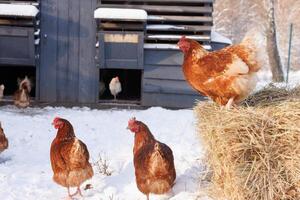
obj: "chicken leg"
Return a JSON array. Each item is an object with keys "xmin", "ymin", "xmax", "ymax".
[
  {"xmin": 146, "ymin": 194, "xmax": 149, "ymax": 200},
  {"xmin": 67, "ymin": 186, "xmax": 83, "ymax": 199},
  {"xmin": 225, "ymin": 97, "xmax": 235, "ymax": 110}
]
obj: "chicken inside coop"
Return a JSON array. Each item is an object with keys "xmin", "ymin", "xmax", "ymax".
[
  {"xmin": 0, "ymin": 66, "xmax": 35, "ymax": 101},
  {"xmin": 99, "ymin": 69, "xmax": 141, "ymax": 102}
]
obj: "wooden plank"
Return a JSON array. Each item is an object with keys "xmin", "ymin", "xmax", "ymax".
[
  {"xmin": 67, "ymin": 0, "xmax": 80, "ymax": 102},
  {"xmin": 56, "ymin": 0, "xmax": 69, "ymax": 102},
  {"xmin": 147, "ymin": 15, "xmax": 212, "ymax": 23},
  {"xmin": 143, "ymin": 78, "xmax": 197, "ymax": 95},
  {"xmin": 144, "ymin": 43, "xmax": 212, "ymax": 50},
  {"xmin": 146, "ymin": 25, "xmax": 211, "ymax": 32},
  {"xmin": 0, "ymin": 19, "xmax": 34, "ymax": 26},
  {"xmin": 144, "ymin": 49, "xmax": 183, "ymax": 65},
  {"xmin": 0, "ymin": 0, "xmax": 38, "ymax": 4},
  {"xmin": 105, "ymin": 59, "xmax": 139, "ymax": 69},
  {"xmin": 100, "ymin": 0, "xmax": 213, "ymax": 3},
  {"xmin": 100, "ymin": 22, "xmax": 144, "ymax": 31},
  {"xmin": 144, "ymin": 65, "xmax": 184, "ymax": 80},
  {"xmin": 98, "ymin": 4, "xmax": 213, "ymax": 14},
  {"xmin": 39, "ymin": 0, "xmax": 58, "ymax": 102},
  {"xmin": 141, "ymin": 92, "xmax": 203, "ymax": 108},
  {"xmin": 78, "ymin": 0, "xmax": 98, "ymax": 103},
  {"xmin": 146, "ymin": 34, "xmax": 210, "ymax": 41}
]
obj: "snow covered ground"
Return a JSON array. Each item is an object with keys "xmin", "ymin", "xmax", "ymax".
[
  {"xmin": 0, "ymin": 106, "xmax": 206, "ymax": 200},
  {"xmin": 0, "ymin": 70, "xmax": 299, "ymax": 200}
]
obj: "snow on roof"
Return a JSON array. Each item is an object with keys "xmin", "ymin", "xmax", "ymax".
[
  {"xmin": 94, "ymin": 8, "xmax": 147, "ymax": 21},
  {"xmin": 211, "ymin": 30, "xmax": 232, "ymax": 44},
  {"xmin": 0, "ymin": 4, "xmax": 39, "ymax": 17}
]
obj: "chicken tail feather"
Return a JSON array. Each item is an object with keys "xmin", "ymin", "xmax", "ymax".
[
  {"xmin": 19, "ymin": 76, "xmax": 31, "ymax": 92},
  {"xmin": 241, "ymin": 29, "xmax": 266, "ymax": 72}
]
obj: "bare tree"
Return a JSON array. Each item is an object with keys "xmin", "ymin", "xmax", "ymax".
[{"xmin": 266, "ymin": 0, "xmax": 284, "ymax": 82}]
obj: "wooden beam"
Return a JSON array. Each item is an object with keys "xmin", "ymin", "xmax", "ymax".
[
  {"xmin": 98, "ymin": 4, "xmax": 213, "ymax": 14},
  {"xmin": 100, "ymin": 0, "xmax": 213, "ymax": 3},
  {"xmin": 146, "ymin": 34, "xmax": 211, "ymax": 41},
  {"xmin": 146, "ymin": 25, "xmax": 212, "ymax": 32},
  {"xmin": 100, "ymin": 22, "xmax": 144, "ymax": 30},
  {"xmin": 147, "ymin": 15, "xmax": 212, "ymax": 22}
]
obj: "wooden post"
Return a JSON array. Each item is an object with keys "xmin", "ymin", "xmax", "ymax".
[{"xmin": 286, "ymin": 23, "xmax": 293, "ymax": 84}]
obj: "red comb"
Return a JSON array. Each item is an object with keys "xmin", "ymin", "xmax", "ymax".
[
  {"xmin": 53, "ymin": 117, "xmax": 60, "ymax": 122},
  {"xmin": 180, "ymin": 35, "xmax": 186, "ymax": 41},
  {"xmin": 128, "ymin": 117, "xmax": 136, "ymax": 125}
]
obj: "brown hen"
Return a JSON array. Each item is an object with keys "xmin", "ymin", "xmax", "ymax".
[
  {"xmin": 14, "ymin": 76, "xmax": 31, "ymax": 108},
  {"xmin": 50, "ymin": 117, "xmax": 93, "ymax": 199},
  {"xmin": 178, "ymin": 30, "xmax": 264, "ymax": 108},
  {"xmin": 127, "ymin": 117, "xmax": 176, "ymax": 200},
  {"xmin": 0, "ymin": 122, "xmax": 8, "ymax": 154}
]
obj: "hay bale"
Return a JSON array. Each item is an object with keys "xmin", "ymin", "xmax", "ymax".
[
  {"xmin": 242, "ymin": 84, "xmax": 300, "ymax": 107},
  {"xmin": 195, "ymin": 100, "xmax": 300, "ymax": 200}
]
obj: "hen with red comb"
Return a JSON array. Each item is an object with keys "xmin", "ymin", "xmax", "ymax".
[
  {"xmin": 127, "ymin": 118, "xmax": 176, "ymax": 200},
  {"xmin": 177, "ymin": 29, "xmax": 264, "ymax": 108},
  {"xmin": 50, "ymin": 117, "xmax": 93, "ymax": 199}
]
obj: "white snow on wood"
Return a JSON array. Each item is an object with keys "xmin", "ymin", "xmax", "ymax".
[
  {"xmin": 211, "ymin": 30, "xmax": 232, "ymax": 44},
  {"xmin": 35, "ymin": 38, "xmax": 40, "ymax": 45},
  {"xmin": 144, "ymin": 43, "xmax": 212, "ymax": 50},
  {"xmin": 147, "ymin": 15, "xmax": 164, "ymax": 20},
  {"xmin": 146, "ymin": 25, "xmax": 186, "ymax": 30},
  {"xmin": 94, "ymin": 8, "xmax": 147, "ymax": 20},
  {"xmin": 0, "ymin": 4, "xmax": 39, "ymax": 17},
  {"xmin": 147, "ymin": 35, "xmax": 210, "ymax": 40},
  {"xmin": 34, "ymin": 29, "xmax": 40, "ymax": 36}
]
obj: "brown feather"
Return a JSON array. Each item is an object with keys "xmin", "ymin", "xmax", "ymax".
[
  {"xmin": 131, "ymin": 120, "xmax": 176, "ymax": 196},
  {"xmin": 50, "ymin": 119, "xmax": 93, "ymax": 188},
  {"xmin": 0, "ymin": 123, "xmax": 8, "ymax": 153},
  {"xmin": 181, "ymin": 38, "xmax": 261, "ymax": 105}
]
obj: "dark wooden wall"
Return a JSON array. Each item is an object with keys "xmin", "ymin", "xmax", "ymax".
[
  {"xmin": 142, "ymin": 49, "xmax": 204, "ymax": 108},
  {"xmin": 40, "ymin": 0, "xmax": 98, "ymax": 103}
]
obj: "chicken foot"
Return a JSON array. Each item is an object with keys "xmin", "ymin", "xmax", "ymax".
[
  {"xmin": 67, "ymin": 186, "xmax": 83, "ymax": 199},
  {"xmin": 225, "ymin": 97, "xmax": 235, "ymax": 110}
]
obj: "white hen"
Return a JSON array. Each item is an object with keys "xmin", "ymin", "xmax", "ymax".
[{"xmin": 109, "ymin": 76, "xmax": 122, "ymax": 100}]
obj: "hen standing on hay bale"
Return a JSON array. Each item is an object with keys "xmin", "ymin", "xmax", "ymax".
[
  {"xmin": 195, "ymin": 87, "xmax": 300, "ymax": 200},
  {"xmin": 178, "ymin": 29, "xmax": 265, "ymax": 109}
]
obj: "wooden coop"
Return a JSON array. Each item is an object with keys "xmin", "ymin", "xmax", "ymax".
[
  {"xmin": 0, "ymin": 0, "xmax": 39, "ymax": 100},
  {"xmin": 0, "ymin": 0, "xmax": 230, "ymax": 108},
  {"xmin": 94, "ymin": 0, "xmax": 223, "ymax": 108}
]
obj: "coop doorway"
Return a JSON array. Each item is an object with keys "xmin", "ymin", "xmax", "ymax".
[
  {"xmin": 99, "ymin": 69, "xmax": 142, "ymax": 103},
  {"xmin": 0, "ymin": 66, "xmax": 36, "ymax": 100}
]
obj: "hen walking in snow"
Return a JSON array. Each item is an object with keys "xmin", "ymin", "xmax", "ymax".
[
  {"xmin": 127, "ymin": 117, "xmax": 176, "ymax": 200},
  {"xmin": 0, "ymin": 122, "xmax": 8, "ymax": 154},
  {"xmin": 50, "ymin": 117, "xmax": 93, "ymax": 199}
]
